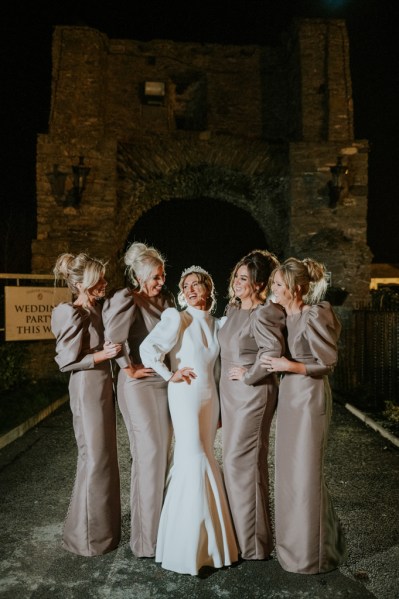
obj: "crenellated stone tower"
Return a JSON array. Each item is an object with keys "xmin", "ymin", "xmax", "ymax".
[{"xmin": 33, "ymin": 18, "xmax": 371, "ymax": 306}]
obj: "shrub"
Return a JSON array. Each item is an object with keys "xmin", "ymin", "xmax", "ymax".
[{"xmin": 0, "ymin": 342, "xmax": 27, "ymax": 392}]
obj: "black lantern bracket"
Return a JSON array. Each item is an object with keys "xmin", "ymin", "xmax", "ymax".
[
  {"xmin": 328, "ymin": 156, "xmax": 348, "ymax": 209},
  {"xmin": 46, "ymin": 156, "xmax": 91, "ymax": 207}
]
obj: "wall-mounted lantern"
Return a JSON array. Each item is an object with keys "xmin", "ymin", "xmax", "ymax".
[
  {"xmin": 143, "ymin": 81, "xmax": 166, "ymax": 105},
  {"xmin": 46, "ymin": 156, "xmax": 91, "ymax": 207},
  {"xmin": 328, "ymin": 156, "xmax": 348, "ymax": 208}
]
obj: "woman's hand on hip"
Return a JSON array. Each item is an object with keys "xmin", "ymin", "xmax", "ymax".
[
  {"xmin": 170, "ymin": 367, "xmax": 197, "ymax": 384},
  {"xmin": 124, "ymin": 364, "xmax": 156, "ymax": 379},
  {"xmin": 228, "ymin": 366, "xmax": 247, "ymax": 381}
]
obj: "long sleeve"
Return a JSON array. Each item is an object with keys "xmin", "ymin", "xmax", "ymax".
[
  {"xmin": 139, "ymin": 308, "xmax": 181, "ymax": 381},
  {"xmin": 243, "ymin": 301, "xmax": 286, "ymax": 386},
  {"xmin": 103, "ymin": 288, "xmax": 135, "ymax": 368},
  {"xmin": 51, "ymin": 303, "xmax": 96, "ymax": 372},
  {"xmin": 304, "ymin": 302, "xmax": 341, "ymax": 376}
]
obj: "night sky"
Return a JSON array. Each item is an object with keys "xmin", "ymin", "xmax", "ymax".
[{"xmin": 1, "ymin": 0, "xmax": 398, "ymax": 273}]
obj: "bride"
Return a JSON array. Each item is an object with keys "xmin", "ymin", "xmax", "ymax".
[{"xmin": 140, "ymin": 265, "xmax": 238, "ymax": 575}]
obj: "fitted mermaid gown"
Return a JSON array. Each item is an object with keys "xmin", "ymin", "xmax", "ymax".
[
  {"xmin": 140, "ymin": 305, "xmax": 238, "ymax": 575},
  {"xmin": 218, "ymin": 301, "xmax": 285, "ymax": 559},
  {"xmin": 275, "ymin": 301, "xmax": 347, "ymax": 573},
  {"xmin": 51, "ymin": 302, "xmax": 121, "ymax": 556},
  {"xmin": 102, "ymin": 289, "xmax": 173, "ymax": 557}
]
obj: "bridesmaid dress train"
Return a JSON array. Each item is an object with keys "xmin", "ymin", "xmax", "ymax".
[{"xmin": 140, "ymin": 306, "xmax": 238, "ymax": 575}]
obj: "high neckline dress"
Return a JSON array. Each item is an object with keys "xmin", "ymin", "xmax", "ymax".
[
  {"xmin": 102, "ymin": 288, "xmax": 174, "ymax": 557},
  {"xmin": 275, "ymin": 301, "xmax": 347, "ymax": 574},
  {"xmin": 140, "ymin": 305, "xmax": 238, "ymax": 575},
  {"xmin": 218, "ymin": 301, "xmax": 285, "ymax": 559},
  {"xmin": 51, "ymin": 302, "xmax": 121, "ymax": 556}
]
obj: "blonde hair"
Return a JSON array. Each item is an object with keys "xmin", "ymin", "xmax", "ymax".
[
  {"xmin": 228, "ymin": 249, "xmax": 280, "ymax": 306},
  {"xmin": 178, "ymin": 267, "xmax": 216, "ymax": 312},
  {"xmin": 53, "ymin": 252, "xmax": 106, "ymax": 308},
  {"xmin": 272, "ymin": 257, "xmax": 328, "ymax": 305},
  {"xmin": 124, "ymin": 242, "xmax": 165, "ymax": 290}
]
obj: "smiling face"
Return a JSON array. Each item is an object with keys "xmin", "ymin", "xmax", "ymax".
[
  {"xmin": 233, "ymin": 265, "xmax": 256, "ymax": 307},
  {"xmin": 141, "ymin": 265, "xmax": 166, "ymax": 297},
  {"xmin": 271, "ymin": 270, "xmax": 293, "ymax": 308},
  {"xmin": 88, "ymin": 274, "xmax": 107, "ymax": 300},
  {"xmin": 182, "ymin": 273, "xmax": 208, "ymax": 310}
]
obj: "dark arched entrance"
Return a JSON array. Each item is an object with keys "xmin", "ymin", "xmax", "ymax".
[{"xmin": 126, "ymin": 197, "xmax": 269, "ymax": 316}]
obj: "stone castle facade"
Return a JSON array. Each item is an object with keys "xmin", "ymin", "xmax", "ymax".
[{"xmin": 33, "ymin": 18, "xmax": 371, "ymax": 306}]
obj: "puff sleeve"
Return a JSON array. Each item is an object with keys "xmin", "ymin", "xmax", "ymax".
[
  {"xmin": 103, "ymin": 288, "xmax": 136, "ymax": 368},
  {"xmin": 304, "ymin": 302, "xmax": 341, "ymax": 377},
  {"xmin": 243, "ymin": 301, "xmax": 286, "ymax": 386},
  {"xmin": 51, "ymin": 303, "xmax": 96, "ymax": 372},
  {"xmin": 139, "ymin": 308, "xmax": 181, "ymax": 381}
]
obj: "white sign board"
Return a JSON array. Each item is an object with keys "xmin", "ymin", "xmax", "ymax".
[{"xmin": 5, "ymin": 286, "xmax": 72, "ymax": 341}]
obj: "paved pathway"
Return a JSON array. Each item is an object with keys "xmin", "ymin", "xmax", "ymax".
[{"xmin": 0, "ymin": 400, "xmax": 398, "ymax": 598}]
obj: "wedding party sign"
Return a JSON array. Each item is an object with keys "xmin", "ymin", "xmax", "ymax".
[{"xmin": 5, "ymin": 286, "xmax": 71, "ymax": 341}]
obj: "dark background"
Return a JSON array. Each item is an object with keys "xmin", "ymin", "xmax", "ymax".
[{"xmin": 1, "ymin": 0, "xmax": 398, "ymax": 273}]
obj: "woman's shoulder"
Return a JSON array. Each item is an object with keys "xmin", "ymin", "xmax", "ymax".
[
  {"xmin": 305, "ymin": 301, "xmax": 341, "ymax": 331},
  {"xmin": 306, "ymin": 301, "xmax": 334, "ymax": 319},
  {"xmin": 103, "ymin": 287, "xmax": 134, "ymax": 310},
  {"xmin": 52, "ymin": 301, "xmax": 72, "ymax": 313},
  {"xmin": 160, "ymin": 306, "xmax": 180, "ymax": 320},
  {"xmin": 51, "ymin": 302, "xmax": 86, "ymax": 334},
  {"xmin": 107, "ymin": 287, "xmax": 133, "ymax": 301},
  {"xmin": 52, "ymin": 302, "xmax": 81, "ymax": 318},
  {"xmin": 224, "ymin": 302, "xmax": 240, "ymax": 317},
  {"xmin": 253, "ymin": 300, "xmax": 285, "ymax": 324}
]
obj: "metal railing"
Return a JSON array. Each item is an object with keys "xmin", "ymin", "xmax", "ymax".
[{"xmin": 333, "ymin": 304, "xmax": 399, "ymax": 409}]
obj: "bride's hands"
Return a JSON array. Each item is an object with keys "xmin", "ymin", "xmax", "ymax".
[{"xmin": 170, "ymin": 367, "xmax": 197, "ymax": 384}]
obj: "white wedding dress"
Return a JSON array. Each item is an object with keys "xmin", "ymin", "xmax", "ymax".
[{"xmin": 140, "ymin": 305, "xmax": 238, "ymax": 575}]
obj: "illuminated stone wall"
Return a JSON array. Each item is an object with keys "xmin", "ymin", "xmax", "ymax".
[{"xmin": 33, "ymin": 18, "xmax": 371, "ymax": 306}]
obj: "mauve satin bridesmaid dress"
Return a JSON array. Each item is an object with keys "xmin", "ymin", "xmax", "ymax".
[
  {"xmin": 275, "ymin": 301, "xmax": 347, "ymax": 574},
  {"xmin": 103, "ymin": 289, "xmax": 173, "ymax": 557},
  {"xmin": 51, "ymin": 302, "xmax": 121, "ymax": 556},
  {"xmin": 218, "ymin": 301, "xmax": 285, "ymax": 560}
]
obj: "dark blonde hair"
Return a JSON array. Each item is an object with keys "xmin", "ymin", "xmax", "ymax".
[
  {"xmin": 178, "ymin": 267, "xmax": 216, "ymax": 312},
  {"xmin": 124, "ymin": 242, "xmax": 165, "ymax": 291},
  {"xmin": 228, "ymin": 249, "xmax": 280, "ymax": 306},
  {"xmin": 271, "ymin": 257, "xmax": 328, "ymax": 305},
  {"xmin": 53, "ymin": 252, "xmax": 106, "ymax": 308}
]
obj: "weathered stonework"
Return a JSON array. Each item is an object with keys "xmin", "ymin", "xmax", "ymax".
[{"xmin": 33, "ymin": 18, "xmax": 371, "ymax": 306}]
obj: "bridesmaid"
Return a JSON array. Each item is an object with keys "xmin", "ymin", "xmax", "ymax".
[
  {"xmin": 262, "ymin": 257, "xmax": 347, "ymax": 574},
  {"xmin": 102, "ymin": 241, "xmax": 175, "ymax": 558},
  {"xmin": 218, "ymin": 249, "xmax": 285, "ymax": 560},
  {"xmin": 51, "ymin": 252, "xmax": 122, "ymax": 556}
]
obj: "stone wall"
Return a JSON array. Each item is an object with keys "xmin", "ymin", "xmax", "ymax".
[{"xmin": 32, "ymin": 18, "xmax": 371, "ymax": 306}]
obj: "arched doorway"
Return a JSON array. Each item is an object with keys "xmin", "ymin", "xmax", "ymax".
[{"xmin": 126, "ymin": 197, "xmax": 270, "ymax": 316}]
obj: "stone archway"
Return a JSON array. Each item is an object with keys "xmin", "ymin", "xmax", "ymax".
[
  {"xmin": 109, "ymin": 138, "xmax": 290, "ymax": 304},
  {"xmin": 126, "ymin": 197, "xmax": 269, "ymax": 316}
]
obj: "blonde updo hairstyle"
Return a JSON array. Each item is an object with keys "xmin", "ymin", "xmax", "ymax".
[
  {"xmin": 178, "ymin": 267, "xmax": 216, "ymax": 312},
  {"xmin": 53, "ymin": 252, "xmax": 106, "ymax": 308},
  {"xmin": 228, "ymin": 249, "xmax": 280, "ymax": 306},
  {"xmin": 124, "ymin": 242, "xmax": 165, "ymax": 291},
  {"xmin": 271, "ymin": 257, "xmax": 328, "ymax": 305}
]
